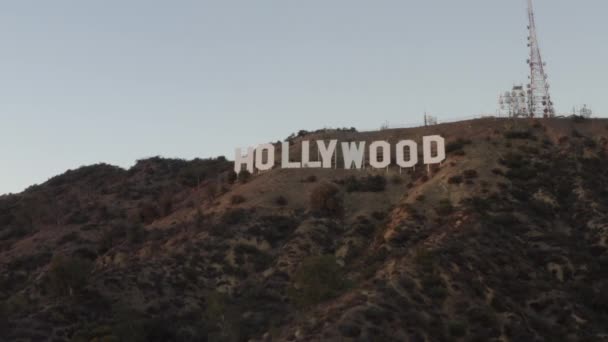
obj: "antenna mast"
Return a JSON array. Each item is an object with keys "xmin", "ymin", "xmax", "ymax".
[{"xmin": 526, "ymin": 0, "xmax": 555, "ymax": 118}]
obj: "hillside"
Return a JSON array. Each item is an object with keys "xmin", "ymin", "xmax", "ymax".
[{"xmin": 1, "ymin": 117, "xmax": 608, "ymax": 342}]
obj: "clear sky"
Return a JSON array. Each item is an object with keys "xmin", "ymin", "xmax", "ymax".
[{"xmin": 0, "ymin": 0, "xmax": 606, "ymax": 194}]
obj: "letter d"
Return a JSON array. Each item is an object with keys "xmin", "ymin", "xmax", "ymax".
[{"xmin": 423, "ymin": 136, "xmax": 446, "ymax": 165}]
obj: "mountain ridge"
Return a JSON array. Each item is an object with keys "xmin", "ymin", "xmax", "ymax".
[{"xmin": 1, "ymin": 117, "xmax": 608, "ymax": 342}]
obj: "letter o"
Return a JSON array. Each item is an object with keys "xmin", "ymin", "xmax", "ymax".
[
  {"xmin": 396, "ymin": 140, "xmax": 418, "ymax": 168},
  {"xmin": 256, "ymin": 144, "xmax": 275, "ymax": 171},
  {"xmin": 369, "ymin": 141, "xmax": 391, "ymax": 169}
]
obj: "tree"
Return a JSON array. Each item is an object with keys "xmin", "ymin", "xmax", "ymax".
[
  {"xmin": 127, "ymin": 223, "xmax": 146, "ymax": 244},
  {"xmin": 227, "ymin": 171, "xmax": 238, "ymax": 184},
  {"xmin": 290, "ymin": 255, "xmax": 350, "ymax": 307},
  {"xmin": 238, "ymin": 170, "xmax": 251, "ymax": 183},
  {"xmin": 435, "ymin": 199, "xmax": 454, "ymax": 216},
  {"xmin": 48, "ymin": 255, "xmax": 92, "ymax": 297},
  {"xmin": 0, "ymin": 301, "xmax": 7, "ymax": 335},
  {"xmin": 310, "ymin": 182, "xmax": 344, "ymax": 218}
]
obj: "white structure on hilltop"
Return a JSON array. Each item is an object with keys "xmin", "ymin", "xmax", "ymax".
[
  {"xmin": 580, "ymin": 105, "xmax": 593, "ymax": 118},
  {"xmin": 424, "ymin": 113, "xmax": 438, "ymax": 126},
  {"xmin": 572, "ymin": 105, "xmax": 593, "ymax": 118},
  {"xmin": 526, "ymin": 0, "xmax": 555, "ymax": 117},
  {"xmin": 499, "ymin": 85, "xmax": 529, "ymax": 117},
  {"xmin": 498, "ymin": 0, "xmax": 558, "ymax": 118}
]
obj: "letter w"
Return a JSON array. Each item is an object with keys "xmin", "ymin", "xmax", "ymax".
[{"xmin": 341, "ymin": 141, "xmax": 366, "ymax": 169}]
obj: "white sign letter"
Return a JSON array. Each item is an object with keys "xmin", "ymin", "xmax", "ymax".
[
  {"xmin": 282, "ymin": 142, "xmax": 301, "ymax": 169},
  {"xmin": 423, "ymin": 135, "xmax": 446, "ymax": 165},
  {"xmin": 369, "ymin": 141, "xmax": 391, "ymax": 169},
  {"xmin": 317, "ymin": 140, "xmax": 337, "ymax": 168},
  {"xmin": 396, "ymin": 140, "xmax": 418, "ymax": 168},
  {"xmin": 234, "ymin": 147, "xmax": 255, "ymax": 173},
  {"xmin": 302, "ymin": 141, "xmax": 321, "ymax": 168},
  {"xmin": 255, "ymin": 144, "xmax": 275, "ymax": 171},
  {"xmin": 341, "ymin": 141, "xmax": 366, "ymax": 169}
]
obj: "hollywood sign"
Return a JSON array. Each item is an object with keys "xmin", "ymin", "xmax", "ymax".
[{"xmin": 234, "ymin": 136, "xmax": 446, "ymax": 173}]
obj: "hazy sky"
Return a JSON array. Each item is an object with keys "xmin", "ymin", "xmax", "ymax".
[{"xmin": 1, "ymin": 0, "xmax": 606, "ymax": 194}]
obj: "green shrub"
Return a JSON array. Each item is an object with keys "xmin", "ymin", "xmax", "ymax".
[
  {"xmin": 464, "ymin": 196, "xmax": 491, "ymax": 213},
  {"xmin": 194, "ymin": 208, "xmax": 206, "ymax": 229},
  {"xmin": 414, "ymin": 249, "xmax": 447, "ymax": 302},
  {"xmin": 448, "ymin": 175, "xmax": 463, "ymax": 185},
  {"xmin": 446, "ymin": 139, "xmax": 472, "ymax": 154},
  {"xmin": 289, "ymin": 255, "xmax": 351, "ymax": 307},
  {"xmin": 499, "ymin": 153, "xmax": 525, "ymax": 168},
  {"xmin": 571, "ymin": 115, "xmax": 586, "ymax": 123},
  {"xmin": 5, "ymin": 294, "xmax": 30, "ymax": 315},
  {"xmin": 73, "ymin": 247, "xmax": 97, "ymax": 261},
  {"xmin": 126, "ymin": 224, "xmax": 146, "ymax": 244},
  {"xmin": 424, "ymin": 278, "xmax": 447, "ymax": 301},
  {"xmin": 448, "ymin": 320, "xmax": 467, "ymax": 337},
  {"xmin": 489, "ymin": 213, "xmax": 520, "ymax": 227},
  {"xmin": 275, "ymin": 195, "xmax": 288, "ymax": 206},
  {"xmin": 203, "ymin": 291, "xmax": 240, "ymax": 341},
  {"xmin": 106, "ymin": 313, "xmax": 202, "ymax": 342},
  {"xmin": 238, "ymin": 170, "xmax": 251, "ymax": 183},
  {"xmin": 506, "ymin": 167, "xmax": 535, "ymax": 180},
  {"xmin": 583, "ymin": 138, "xmax": 597, "ymax": 148},
  {"xmin": 414, "ymin": 249, "xmax": 437, "ymax": 273},
  {"xmin": 491, "ymin": 296, "xmax": 508, "ymax": 312},
  {"xmin": 205, "ymin": 291, "xmax": 229, "ymax": 322},
  {"xmin": 390, "ymin": 174, "xmax": 404, "ymax": 184},
  {"xmin": 310, "ymin": 182, "xmax": 344, "ymax": 218},
  {"xmin": 528, "ymin": 199, "xmax": 554, "ymax": 218},
  {"xmin": 230, "ymin": 195, "xmax": 246, "ymax": 205},
  {"xmin": 8, "ymin": 251, "xmax": 52, "ymax": 272},
  {"xmin": 221, "ymin": 208, "xmax": 248, "ymax": 225},
  {"xmin": 0, "ymin": 301, "xmax": 6, "ymax": 334},
  {"xmin": 252, "ymin": 215, "xmax": 297, "ymax": 247},
  {"xmin": 463, "ymin": 169, "xmax": 478, "ymax": 179},
  {"xmin": 66, "ymin": 210, "xmax": 89, "ymax": 224},
  {"xmin": 371, "ymin": 211, "xmax": 386, "ymax": 220},
  {"xmin": 157, "ymin": 192, "xmax": 173, "ymax": 216},
  {"xmin": 98, "ymin": 222, "xmax": 144, "ymax": 251},
  {"xmin": 138, "ymin": 202, "xmax": 160, "ymax": 224},
  {"xmin": 365, "ymin": 175, "xmax": 387, "ymax": 192},
  {"xmin": 175, "ymin": 157, "xmax": 232, "ymax": 188},
  {"xmin": 98, "ymin": 225, "xmax": 126, "ymax": 253},
  {"xmin": 504, "ymin": 129, "xmax": 536, "ymax": 140},
  {"xmin": 234, "ymin": 244, "xmax": 273, "ymax": 271},
  {"xmin": 435, "ymin": 199, "xmax": 454, "ymax": 216},
  {"xmin": 491, "ymin": 168, "xmax": 504, "ymax": 176},
  {"xmin": 0, "ymin": 226, "xmax": 29, "ymax": 241},
  {"xmin": 466, "ymin": 306, "xmax": 498, "ymax": 328},
  {"xmin": 303, "ymin": 175, "xmax": 317, "ymax": 183},
  {"xmin": 48, "ymin": 254, "xmax": 92, "ymax": 297},
  {"xmin": 571, "ymin": 129, "xmax": 583, "ymax": 138},
  {"xmin": 344, "ymin": 175, "xmax": 386, "ymax": 192},
  {"xmin": 227, "ymin": 171, "xmax": 238, "ymax": 184}
]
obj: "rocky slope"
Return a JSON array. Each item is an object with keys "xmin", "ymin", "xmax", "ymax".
[{"xmin": 1, "ymin": 117, "xmax": 608, "ymax": 342}]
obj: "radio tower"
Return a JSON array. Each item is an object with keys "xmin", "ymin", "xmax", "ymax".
[{"xmin": 526, "ymin": 0, "xmax": 555, "ymax": 118}]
